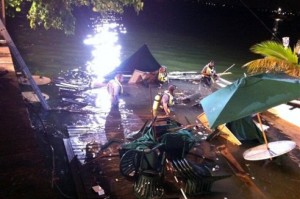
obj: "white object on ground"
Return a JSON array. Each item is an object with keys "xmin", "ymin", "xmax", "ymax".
[
  {"xmin": 268, "ymin": 104, "xmax": 300, "ymax": 128},
  {"xmin": 243, "ymin": 140, "xmax": 296, "ymax": 161},
  {"xmin": 254, "ymin": 121, "xmax": 269, "ymax": 131},
  {"xmin": 92, "ymin": 185, "xmax": 105, "ymax": 196},
  {"xmin": 22, "ymin": 91, "xmax": 49, "ymax": 102}
]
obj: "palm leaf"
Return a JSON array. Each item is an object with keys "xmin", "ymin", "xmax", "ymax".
[
  {"xmin": 250, "ymin": 41, "xmax": 298, "ymax": 64},
  {"xmin": 244, "ymin": 57, "xmax": 300, "ymax": 77},
  {"xmin": 243, "ymin": 40, "xmax": 300, "ymax": 77}
]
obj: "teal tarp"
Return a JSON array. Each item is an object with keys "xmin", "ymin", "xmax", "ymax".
[
  {"xmin": 226, "ymin": 116, "xmax": 264, "ymax": 143},
  {"xmin": 159, "ymin": 129, "xmax": 196, "ymax": 158},
  {"xmin": 201, "ymin": 73, "xmax": 300, "ymax": 129},
  {"xmin": 121, "ymin": 127, "xmax": 158, "ymax": 151}
]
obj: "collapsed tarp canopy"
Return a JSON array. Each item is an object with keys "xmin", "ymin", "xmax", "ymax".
[
  {"xmin": 106, "ymin": 44, "xmax": 162, "ymax": 79},
  {"xmin": 226, "ymin": 116, "xmax": 264, "ymax": 144}
]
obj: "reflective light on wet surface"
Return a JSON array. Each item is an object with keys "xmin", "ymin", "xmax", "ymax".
[
  {"xmin": 93, "ymin": 87, "xmax": 112, "ymax": 111},
  {"xmin": 83, "ymin": 17, "xmax": 126, "ymax": 82}
]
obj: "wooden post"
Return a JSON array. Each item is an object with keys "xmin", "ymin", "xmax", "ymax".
[{"xmin": 0, "ymin": 19, "xmax": 50, "ymax": 110}]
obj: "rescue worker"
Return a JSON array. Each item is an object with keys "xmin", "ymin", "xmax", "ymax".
[
  {"xmin": 107, "ymin": 74, "xmax": 123, "ymax": 107},
  {"xmin": 152, "ymin": 85, "xmax": 176, "ymax": 117},
  {"xmin": 157, "ymin": 66, "xmax": 168, "ymax": 86},
  {"xmin": 200, "ymin": 61, "xmax": 218, "ymax": 88}
]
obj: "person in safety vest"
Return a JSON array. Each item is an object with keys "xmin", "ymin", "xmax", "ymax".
[
  {"xmin": 152, "ymin": 85, "xmax": 176, "ymax": 117},
  {"xmin": 107, "ymin": 74, "xmax": 123, "ymax": 107},
  {"xmin": 200, "ymin": 61, "xmax": 218, "ymax": 88},
  {"xmin": 157, "ymin": 66, "xmax": 168, "ymax": 85}
]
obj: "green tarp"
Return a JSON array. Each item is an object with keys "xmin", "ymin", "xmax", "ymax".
[
  {"xmin": 201, "ymin": 73, "xmax": 300, "ymax": 129},
  {"xmin": 226, "ymin": 116, "xmax": 264, "ymax": 143}
]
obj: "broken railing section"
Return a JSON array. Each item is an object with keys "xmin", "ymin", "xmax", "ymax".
[{"xmin": 0, "ymin": 19, "xmax": 50, "ymax": 110}]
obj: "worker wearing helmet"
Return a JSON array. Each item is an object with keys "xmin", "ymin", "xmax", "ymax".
[{"xmin": 152, "ymin": 85, "xmax": 176, "ymax": 117}]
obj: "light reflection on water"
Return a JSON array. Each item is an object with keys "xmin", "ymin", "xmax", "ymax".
[
  {"xmin": 84, "ymin": 15, "xmax": 126, "ymax": 82},
  {"xmin": 92, "ymin": 87, "xmax": 112, "ymax": 111}
]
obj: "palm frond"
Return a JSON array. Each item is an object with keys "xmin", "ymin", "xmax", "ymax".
[
  {"xmin": 243, "ymin": 57, "xmax": 300, "ymax": 77},
  {"xmin": 250, "ymin": 41, "xmax": 298, "ymax": 64}
]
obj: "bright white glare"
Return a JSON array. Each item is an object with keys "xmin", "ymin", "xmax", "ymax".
[
  {"xmin": 278, "ymin": 7, "xmax": 282, "ymax": 13},
  {"xmin": 84, "ymin": 19, "xmax": 126, "ymax": 83},
  {"xmin": 93, "ymin": 88, "xmax": 112, "ymax": 111}
]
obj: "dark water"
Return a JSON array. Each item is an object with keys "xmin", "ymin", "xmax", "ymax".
[
  {"xmin": 5, "ymin": 2, "xmax": 300, "ymax": 199},
  {"xmin": 8, "ymin": 2, "xmax": 300, "ymax": 81}
]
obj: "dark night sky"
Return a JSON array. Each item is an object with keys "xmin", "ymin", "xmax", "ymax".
[
  {"xmin": 152, "ymin": 0, "xmax": 300, "ymax": 14},
  {"xmin": 197, "ymin": 0, "xmax": 300, "ymax": 12},
  {"xmin": 126, "ymin": 0, "xmax": 300, "ymax": 43}
]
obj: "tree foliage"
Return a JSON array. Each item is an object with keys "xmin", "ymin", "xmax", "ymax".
[
  {"xmin": 243, "ymin": 40, "xmax": 300, "ymax": 77},
  {"xmin": 6, "ymin": 0, "xmax": 144, "ymax": 34}
]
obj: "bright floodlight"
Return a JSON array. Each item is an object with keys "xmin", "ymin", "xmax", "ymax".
[{"xmin": 84, "ymin": 19, "xmax": 126, "ymax": 83}]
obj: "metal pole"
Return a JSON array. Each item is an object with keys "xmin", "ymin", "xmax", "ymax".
[{"xmin": 0, "ymin": 19, "xmax": 50, "ymax": 110}]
